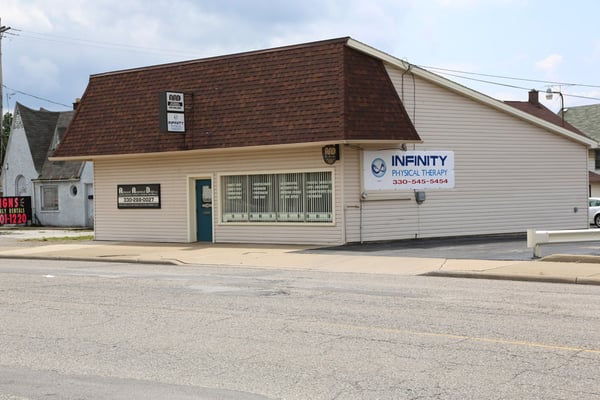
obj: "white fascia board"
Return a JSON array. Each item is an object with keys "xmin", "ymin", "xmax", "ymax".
[
  {"xmin": 49, "ymin": 139, "xmax": 422, "ymax": 162},
  {"xmin": 346, "ymin": 38, "xmax": 597, "ymax": 148}
]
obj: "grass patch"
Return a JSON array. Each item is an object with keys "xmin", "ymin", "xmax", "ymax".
[{"xmin": 25, "ymin": 235, "xmax": 95, "ymax": 242}]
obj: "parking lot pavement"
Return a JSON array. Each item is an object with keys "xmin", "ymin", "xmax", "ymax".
[{"xmin": 313, "ymin": 233, "xmax": 600, "ymax": 261}]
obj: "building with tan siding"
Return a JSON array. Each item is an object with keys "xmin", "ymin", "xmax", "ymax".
[{"xmin": 51, "ymin": 38, "xmax": 596, "ymax": 244}]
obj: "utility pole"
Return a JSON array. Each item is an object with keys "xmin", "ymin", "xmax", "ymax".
[
  {"xmin": 0, "ymin": 18, "xmax": 10, "ymax": 119},
  {"xmin": 0, "ymin": 18, "xmax": 11, "ymax": 168}
]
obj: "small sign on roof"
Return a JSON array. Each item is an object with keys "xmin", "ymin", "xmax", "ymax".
[
  {"xmin": 159, "ymin": 91, "xmax": 186, "ymax": 133},
  {"xmin": 165, "ymin": 91, "xmax": 184, "ymax": 112}
]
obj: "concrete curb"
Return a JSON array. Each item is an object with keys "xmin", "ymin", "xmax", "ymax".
[
  {"xmin": 0, "ymin": 254, "xmax": 181, "ymax": 266},
  {"xmin": 541, "ymin": 254, "xmax": 600, "ymax": 263},
  {"xmin": 2, "ymin": 239, "xmax": 600, "ymax": 285},
  {"xmin": 421, "ymin": 270, "xmax": 600, "ymax": 285}
]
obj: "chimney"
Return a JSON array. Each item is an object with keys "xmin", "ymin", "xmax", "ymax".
[
  {"xmin": 528, "ymin": 90, "xmax": 539, "ymax": 105},
  {"xmin": 73, "ymin": 98, "xmax": 81, "ymax": 110}
]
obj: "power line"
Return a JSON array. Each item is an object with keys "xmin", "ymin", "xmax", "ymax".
[
  {"xmin": 435, "ymin": 70, "xmax": 532, "ymax": 91},
  {"xmin": 420, "ymin": 65, "xmax": 600, "ymax": 89},
  {"xmin": 2, "ymin": 84, "xmax": 71, "ymax": 108},
  {"xmin": 428, "ymin": 70, "xmax": 600, "ymax": 102},
  {"xmin": 12, "ymin": 26, "xmax": 600, "ymax": 93},
  {"xmin": 6, "ymin": 25, "xmax": 600, "ymax": 107},
  {"xmin": 11, "ymin": 27, "xmax": 201, "ymax": 58},
  {"xmin": 562, "ymin": 93, "xmax": 600, "ymax": 101}
]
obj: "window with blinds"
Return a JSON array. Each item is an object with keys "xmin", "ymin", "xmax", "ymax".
[
  {"xmin": 41, "ymin": 185, "xmax": 59, "ymax": 211},
  {"xmin": 221, "ymin": 171, "xmax": 333, "ymax": 223}
]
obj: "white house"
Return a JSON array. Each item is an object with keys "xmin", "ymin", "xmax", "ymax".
[{"xmin": 1, "ymin": 103, "xmax": 94, "ymax": 227}]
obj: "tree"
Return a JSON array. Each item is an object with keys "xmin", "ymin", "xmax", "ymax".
[{"xmin": 1, "ymin": 111, "xmax": 12, "ymax": 166}]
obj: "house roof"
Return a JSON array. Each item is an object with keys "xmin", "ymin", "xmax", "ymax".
[
  {"xmin": 16, "ymin": 103, "xmax": 60, "ymax": 173},
  {"xmin": 561, "ymin": 104, "xmax": 600, "ymax": 142},
  {"xmin": 39, "ymin": 110, "xmax": 83, "ymax": 181},
  {"xmin": 504, "ymin": 90, "xmax": 588, "ymax": 138},
  {"xmin": 590, "ymin": 171, "xmax": 600, "ymax": 184},
  {"xmin": 14, "ymin": 102, "xmax": 82, "ymax": 180},
  {"xmin": 53, "ymin": 37, "xmax": 421, "ymax": 159}
]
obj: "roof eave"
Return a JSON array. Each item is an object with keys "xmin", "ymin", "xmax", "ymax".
[{"xmin": 49, "ymin": 139, "xmax": 423, "ymax": 162}]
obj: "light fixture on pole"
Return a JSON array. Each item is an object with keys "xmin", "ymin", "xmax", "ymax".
[{"xmin": 545, "ymin": 88, "xmax": 564, "ymax": 126}]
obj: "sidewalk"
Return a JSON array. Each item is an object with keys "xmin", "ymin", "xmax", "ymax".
[{"xmin": 1, "ymin": 229, "xmax": 600, "ymax": 285}]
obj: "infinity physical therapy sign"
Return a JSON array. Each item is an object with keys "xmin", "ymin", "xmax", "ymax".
[{"xmin": 363, "ymin": 150, "xmax": 455, "ymax": 190}]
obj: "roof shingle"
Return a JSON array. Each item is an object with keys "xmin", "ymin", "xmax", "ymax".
[
  {"xmin": 14, "ymin": 103, "xmax": 82, "ymax": 180},
  {"xmin": 562, "ymin": 104, "xmax": 600, "ymax": 141},
  {"xmin": 54, "ymin": 37, "xmax": 420, "ymax": 158},
  {"xmin": 17, "ymin": 103, "xmax": 60, "ymax": 172},
  {"xmin": 504, "ymin": 90, "xmax": 587, "ymax": 138}
]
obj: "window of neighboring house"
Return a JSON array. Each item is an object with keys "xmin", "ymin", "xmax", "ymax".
[
  {"xmin": 221, "ymin": 171, "xmax": 333, "ymax": 224},
  {"xmin": 15, "ymin": 175, "xmax": 27, "ymax": 195},
  {"xmin": 595, "ymin": 150, "xmax": 600, "ymax": 170},
  {"xmin": 41, "ymin": 185, "xmax": 59, "ymax": 211}
]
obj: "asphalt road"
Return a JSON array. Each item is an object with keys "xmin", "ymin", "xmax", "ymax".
[{"xmin": 1, "ymin": 258, "xmax": 599, "ymax": 399}]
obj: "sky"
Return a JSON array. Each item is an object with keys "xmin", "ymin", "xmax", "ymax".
[{"xmin": 2, "ymin": 0, "xmax": 600, "ymax": 115}]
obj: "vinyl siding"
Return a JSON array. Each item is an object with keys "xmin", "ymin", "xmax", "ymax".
[
  {"xmin": 2, "ymin": 113, "xmax": 37, "ymax": 199},
  {"xmin": 342, "ymin": 146, "xmax": 420, "ymax": 242},
  {"xmin": 92, "ymin": 64, "xmax": 590, "ymax": 244},
  {"xmin": 341, "ymin": 65, "xmax": 590, "ymax": 241},
  {"xmin": 93, "ymin": 147, "xmax": 344, "ymax": 244},
  {"xmin": 94, "ymin": 159, "xmax": 189, "ymax": 242},
  {"xmin": 342, "ymin": 147, "xmax": 361, "ymax": 242}
]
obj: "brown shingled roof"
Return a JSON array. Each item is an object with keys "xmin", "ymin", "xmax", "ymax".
[
  {"xmin": 504, "ymin": 90, "xmax": 588, "ymax": 138},
  {"xmin": 54, "ymin": 37, "xmax": 420, "ymax": 158},
  {"xmin": 590, "ymin": 171, "xmax": 600, "ymax": 184}
]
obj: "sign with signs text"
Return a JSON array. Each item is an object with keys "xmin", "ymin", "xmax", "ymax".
[
  {"xmin": 363, "ymin": 150, "xmax": 455, "ymax": 190},
  {"xmin": 0, "ymin": 196, "xmax": 32, "ymax": 225}
]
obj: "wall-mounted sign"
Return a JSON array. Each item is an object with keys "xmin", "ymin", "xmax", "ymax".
[
  {"xmin": 159, "ymin": 91, "xmax": 185, "ymax": 133},
  {"xmin": 165, "ymin": 91, "xmax": 185, "ymax": 112},
  {"xmin": 363, "ymin": 150, "xmax": 455, "ymax": 190},
  {"xmin": 166, "ymin": 112, "xmax": 185, "ymax": 132},
  {"xmin": 117, "ymin": 184, "xmax": 161, "ymax": 209},
  {"xmin": 322, "ymin": 144, "xmax": 340, "ymax": 165},
  {"xmin": 0, "ymin": 196, "xmax": 32, "ymax": 225}
]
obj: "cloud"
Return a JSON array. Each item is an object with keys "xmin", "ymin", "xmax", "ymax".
[
  {"xmin": 3, "ymin": 0, "xmax": 595, "ymax": 114},
  {"xmin": 2, "ymin": 1, "xmax": 53, "ymax": 30},
  {"xmin": 535, "ymin": 53, "xmax": 563, "ymax": 79},
  {"xmin": 435, "ymin": 0, "xmax": 517, "ymax": 7},
  {"xmin": 17, "ymin": 56, "xmax": 60, "ymax": 92}
]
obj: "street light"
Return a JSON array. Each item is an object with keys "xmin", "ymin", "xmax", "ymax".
[{"xmin": 545, "ymin": 88, "xmax": 564, "ymax": 126}]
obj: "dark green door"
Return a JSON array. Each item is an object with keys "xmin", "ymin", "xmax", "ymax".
[{"xmin": 196, "ymin": 179, "xmax": 213, "ymax": 242}]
